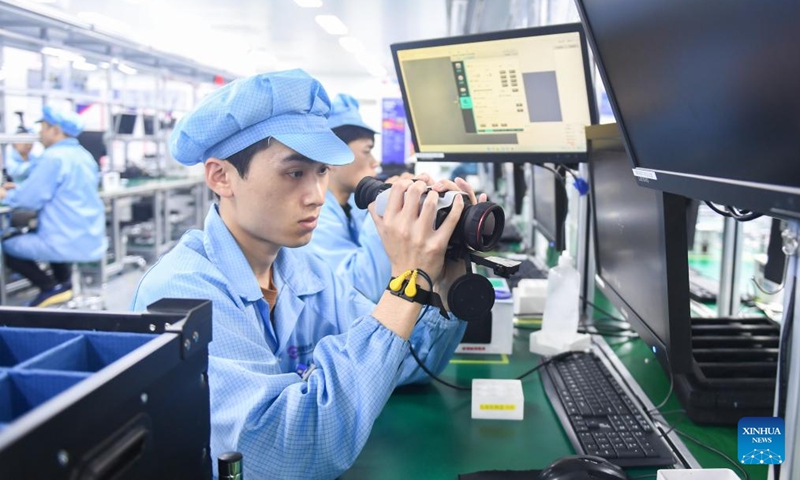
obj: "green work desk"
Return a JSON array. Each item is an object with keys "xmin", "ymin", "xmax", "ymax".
[{"xmin": 342, "ymin": 328, "xmax": 767, "ymax": 480}]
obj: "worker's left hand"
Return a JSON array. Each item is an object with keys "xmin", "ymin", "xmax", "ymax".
[
  {"xmin": 426, "ymin": 177, "xmax": 489, "ymax": 307},
  {"xmin": 2, "ymin": 182, "xmax": 17, "ymax": 190}
]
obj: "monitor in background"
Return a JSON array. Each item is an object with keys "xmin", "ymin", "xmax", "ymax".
[
  {"xmin": 113, "ymin": 113, "xmax": 137, "ymax": 135},
  {"xmin": 77, "ymin": 131, "xmax": 107, "ymax": 164},
  {"xmin": 587, "ymin": 124, "xmax": 692, "ymax": 375},
  {"xmin": 142, "ymin": 115, "xmax": 155, "ymax": 136},
  {"xmin": 532, "ymin": 164, "xmax": 567, "ymax": 252},
  {"xmin": 588, "ymin": 123, "xmax": 777, "ymax": 425},
  {"xmin": 576, "ymin": 0, "xmax": 800, "ymax": 219},
  {"xmin": 512, "ymin": 163, "xmax": 526, "ymax": 216},
  {"xmin": 391, "ymin": 23, "xmax": 597, "ymax": 164}
]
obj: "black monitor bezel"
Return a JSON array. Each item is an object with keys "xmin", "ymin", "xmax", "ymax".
[
  {"xmin": 532, "ymin": 164, "xmax": 567, "ymax": 252},
  {"xmin": 113, "ymin": 113, "xmax": 137, "ymax": 135},
  {"xmin": 575, "ymin": 1, "xmax": 800, "ymax": 220},
  {"xmin": 587, "ymin": 124, "xmax": 693, "ymax": 375},
  {"xmin": 390, "ymin": 22, "xmax": 599, "ymax": 164}
]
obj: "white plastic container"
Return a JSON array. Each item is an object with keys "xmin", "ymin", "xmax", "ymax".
[{"xmin": 541, "ymin": 252, "xmax": 580, "ymax": 336}]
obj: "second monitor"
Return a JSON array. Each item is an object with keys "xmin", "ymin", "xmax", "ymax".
[{"xmin": 391, "ymin": 23, "xmax": 597, "ymax": 164}]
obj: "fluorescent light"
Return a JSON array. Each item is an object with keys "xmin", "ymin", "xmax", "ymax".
[
  {"xmin": 41, "ymin": 47, "xmax": 86, "ymax": 63},
  {"xmin": 315, "ymin": 15, "xmax": 348, "ymax": 35},
  {"xmin": 99, "ymin": 62, "xmax": 111, "ymax": 69},
  {"xmin": 117, "ymin": 63, "xmax": 138, "ymax": 75},
  {"xmin": 293, "ymin": 0, "xmax": 322, "ymax": 7},
  {"xmin": 338, "ymin": 36, "xmax": 365, "ymax": 54},
  {"xmin": 72, "ymin": 61, "xmax": 98, "ymax": 71}
]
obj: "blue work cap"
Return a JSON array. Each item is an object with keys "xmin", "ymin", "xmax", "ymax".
[
  {"xmin": 169, "ymin": 69, "xmax": 354, "ymax": 166},
  {"xmin": 38, "ymin": 106, "xmax": 85, "ymax": 137},
  {"xmin": 327, "ymin": 94, "xmax": 378, "ymax": 133}
]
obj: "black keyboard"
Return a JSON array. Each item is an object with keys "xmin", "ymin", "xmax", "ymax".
[{"xmin": 541, "ymin": 352, "xmax": 676, "ymax": 468}]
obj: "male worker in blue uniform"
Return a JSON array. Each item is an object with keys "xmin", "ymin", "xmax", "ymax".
[
  {"xmin": 304, "ymin": 94, "xmax": 485, "ymax": 302},
  {"xmin": 130, "ymin": 69, "xmax": 473, "ymax": 479},
  {"xmin": 0, "ymin": 106, "xmax": 106, "ymax": 307},
  {"xmin": 301, "ymin": 93, "xmax": 390, "ymax": 302}
]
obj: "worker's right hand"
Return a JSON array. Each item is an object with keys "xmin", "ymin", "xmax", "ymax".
[
  {"xmin": 2, "ymin": 182, "xmax": 16, "ymax": 190},
  {"xmin": 369, "ymin": 179, "xmax": 464, "ymax": 284}
]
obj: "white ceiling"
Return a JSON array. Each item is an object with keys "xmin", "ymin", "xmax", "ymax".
[{"xmin": 40, "ymin": 0, "xmax": 449, "ymax": 80}]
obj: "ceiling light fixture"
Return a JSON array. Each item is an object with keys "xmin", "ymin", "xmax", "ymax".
[
  {"xmin": 293, "ymin": 0, "xmax": 323, "ymax": 7},
  {"xmin": 41, "ymin": 47, "xmax": 85, "ymax": 63},
  {"xmin": 315, "ymin": 15, "xmax": 348, "ymax": 35},
  {"xmin": 117, "ymin": 63, "xmax": 138, "ymax": 75},
  {"xmin": 72, "ymin": 61, "xmax": 98, "ymax": 71}
]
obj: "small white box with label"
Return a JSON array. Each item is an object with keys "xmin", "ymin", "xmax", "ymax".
[{"xmin": 471, "ymin": 379, "xmax": 524, "ymax": 421}]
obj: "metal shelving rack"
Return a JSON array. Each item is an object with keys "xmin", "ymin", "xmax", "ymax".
[{"xmin": 0, "ymin": 0, "xmax": 236, "ymax": 305}]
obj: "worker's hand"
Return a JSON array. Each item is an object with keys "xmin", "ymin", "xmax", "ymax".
[
  {"xmin": 384, "ymin": 172, "xmax": 433, "ymax": 186},
  {"xmin": 370, "ymin": 178, "xmax": 464, "ymax": 283},
  {"xmin": 2, "ymin": 182, "xmax": 17, "ymax": 190},
  {"xmin": 430, "ymin": 177, "xmax": 488, "ymax": 205},
  {"xmin": 425, "ymin": 178, "xmax": 488, "ymax": 299}
]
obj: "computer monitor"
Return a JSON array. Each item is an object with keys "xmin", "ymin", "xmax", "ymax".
[
  {"xmin": 512, "ymin": 163, "xmax": 526, "ymax": 216},
  {"xmin": 113, "ymin": 113, "xmax": 137, "ymax": 135},
  {"xmin": 587, "ymin": 124, "xmax": 692, "ymax": 375},
  {"xmin": 391, "ymin": 23, "xmax": 598, "ymax": 164},
  {"xmin": 576, "ymin": 0, "xmax": 800, "ymax": 220},
  {"xmin": 77, "ymin": 131, "xmax": 107, "ymax": 164},
  {"xmin": 588, "ymin": 124, "xmax": 779, "ymax": 424},
  {"xmin": 532, "ymin": 164, "xmax": 567, "ymax": 252},
  {"xmin": 142, "ymin": 115, "xmax": 155, "ymax": 136}
]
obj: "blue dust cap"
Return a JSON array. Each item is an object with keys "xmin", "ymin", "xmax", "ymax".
[
  {"xmin": 169, "ymin": 69, "xmax": 354, "ymax": 167},
  {"xmin": 327, "ymin": 93, "xmax": 378, "ymax": 133},
  {"xmin": 38, "ymin": 106, "xmax": 85, "ymax": 137}
]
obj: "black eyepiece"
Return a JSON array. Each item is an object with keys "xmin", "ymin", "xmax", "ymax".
[{"xmin": 355, "ymin": 177, "xmax": 390, "ymax": 209}]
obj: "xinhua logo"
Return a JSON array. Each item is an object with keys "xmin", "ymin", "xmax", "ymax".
[{"xmin": 738, "ymin": 417, "xmax": 784, "ymax": 465}]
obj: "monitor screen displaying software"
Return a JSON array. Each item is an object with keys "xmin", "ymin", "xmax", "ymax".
[{"xmin": 392, "ymin": 23, "xmax": 596, "ymax": 162}]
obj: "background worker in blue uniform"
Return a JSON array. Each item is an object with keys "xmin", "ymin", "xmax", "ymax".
[
  {"xmin": 0, "ymin": 106, "xmax": 107, "ymax": 307},
  {"xmin": 130, "ymin": 70, "xmax": 472, "ymax": 479},
  {"xmin": 5, "ymin": 131, "xmax": 39, "ymax": 183},
  {"xmin": 301, "ymin": 93, "xmax": 392, "ymax": 302}
]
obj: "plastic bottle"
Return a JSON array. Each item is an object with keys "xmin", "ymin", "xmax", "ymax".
[{"xmin": 541, "ymin": 252, "xmax": 581, "ymax": 339}]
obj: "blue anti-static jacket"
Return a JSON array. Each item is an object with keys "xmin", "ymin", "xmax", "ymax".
[
  {"xmin": 301, "ymin": 190, "xmax": 391, "ymax": 303},
  {"xmin": 130, "ymin": 205, "xmax": 466, "ymax": 480},
  {"xmin": 4, "ymin": 147, "xmax": 40, "ymax": 183},
  {"xmin": 2, "ymin": 138, "xmax": 106, "ymax": 262}
]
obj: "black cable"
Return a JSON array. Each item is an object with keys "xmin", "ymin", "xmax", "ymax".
[
  {"xmin": 704, "ymin": 201, "xmax": 762, "ymax": 222},
  {"xmin": 537, "ymin": 164, "xmax": 567, "ymax": 186},
  {"xmin": 580, "ymin": 297, "xmax": 626, "ymax": 323},
  {"xmin": 705, "ymin": 201, "xmax": 733, "ymax": 217},
  {"xmin": 515, "ymin": 351, "xmax": 579, "ymax": 381},
  {"xmin": 408, "ymin": 343, "xmax": 472, "ymax": 391},
  {"xmin": 674, "ymin": 429, "xmax": 750, "ymax": 480}
]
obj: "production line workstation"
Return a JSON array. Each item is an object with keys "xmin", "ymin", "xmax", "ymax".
[{"xmin": 0, "ymin": 1, "xmax": 798, "ymax": 478}]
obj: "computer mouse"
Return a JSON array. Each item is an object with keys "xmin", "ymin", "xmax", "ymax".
[{"xmin": 537, "ymin": 455, "xmax": 628, "ymax": 480}]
